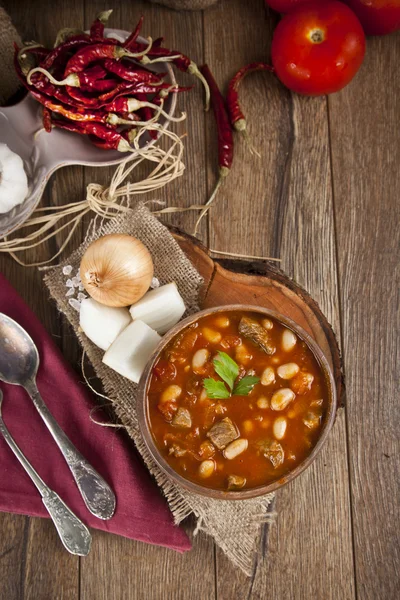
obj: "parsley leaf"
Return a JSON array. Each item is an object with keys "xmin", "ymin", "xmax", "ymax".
[
  {"xmin": 233, "ymin": 376, "xmax": 260, "ymax": 396},
  {"xmin": 204, "ymin": 378, "xmax": 231, "ymax": 399},
  {"xmin": 213, "ymin": 351, "xmax": 239, "ymax": 391}
]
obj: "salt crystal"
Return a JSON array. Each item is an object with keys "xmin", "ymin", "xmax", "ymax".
[
  {"xmin": 71, "ymin": 276, "xmax": 80, "ymax": 287},
  {"xmin": 78, "ymin": 284, "xmax": 85, "ymax": 291},
  {"xmin": 68, "ymin": 298, "xmax": 81, "ymax": 312},
  {"xmin": 77, "ymin": 293, "xmax": 87, "ymax": 302},
  {"xmin": 66, "ymin": 279, "xmax": 74, "ymax": 288},
  {"xmin": 65, "ymin": 288, "xmax": 75, "ymax": 297},
  {"xmin": 62, "ymin": 265, "xmax": 73, "ymax": 276},
  {"xmin": 151, "ymin": 277, "xmax": 160, "ymax": 289}
]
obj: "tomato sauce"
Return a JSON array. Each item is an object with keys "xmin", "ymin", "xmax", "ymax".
[{"xmin": 147, "ymin": 311, "xmax": 328, "ymax": 492}]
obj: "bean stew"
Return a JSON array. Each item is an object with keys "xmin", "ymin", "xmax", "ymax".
[{"xmin": 147, "ymin": 311, "xmax": 329, "ymax": 492}]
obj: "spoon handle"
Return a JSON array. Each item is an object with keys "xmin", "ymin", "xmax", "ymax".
[
  {"xmin": 24, "ymin": 379, "xmax": 116, "ymax": 521},
  {"xmin": 0, "ymin": 416, "xmax": 91, "ymax": 556}
]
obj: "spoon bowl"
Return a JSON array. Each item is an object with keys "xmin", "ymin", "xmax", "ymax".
[{"xmin": 0, "ymin": 313, "xmax": 39, "ymax": 385}]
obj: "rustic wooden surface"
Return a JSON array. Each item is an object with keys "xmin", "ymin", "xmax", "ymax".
[{"xmin": 0, "ymin": 1, "xmax": 399, "ymax": 599}]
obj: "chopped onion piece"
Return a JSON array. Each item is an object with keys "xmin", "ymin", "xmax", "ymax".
[
  {"xmin": 79, "ymin": 298, "xmax": 131, "ymax": 351},
  {"xmin": 103, "ymin": 320, "xmax": 161, "ymax": 383},
  {"xmin": 129, "ymin": 282, "xmax": 186, "ymax": 334}
]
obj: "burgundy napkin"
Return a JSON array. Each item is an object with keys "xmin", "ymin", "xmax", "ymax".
[{"xmin": 0, "ymin": 273, "xmax": 190, "ymax": 552}]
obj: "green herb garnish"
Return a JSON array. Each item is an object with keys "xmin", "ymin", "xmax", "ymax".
[{"xmin": 203, "ymin": 351, "xmax": 260, "ymax": 399}]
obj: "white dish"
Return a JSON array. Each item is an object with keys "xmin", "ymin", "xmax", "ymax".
[{"xmin": 0, "ymin": 30, "xmax": 177, "ymax": 238}]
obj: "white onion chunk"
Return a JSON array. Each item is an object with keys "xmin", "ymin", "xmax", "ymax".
[
  {"xmin": 79, "ymin": 298, "xmax": 131, "ymax": 351},
  {"xmin": 129, "ymin": 282, "xmax": 185, "ymax": 334}
]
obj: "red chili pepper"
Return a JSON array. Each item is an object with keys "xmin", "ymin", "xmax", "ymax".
[
  {"xmin": 42, "ymin": 107, "xmax": 52, "ymax": 132},
  {"xmin": 123, "ymin": 16, "xmax": 144, "ymax": 50},
  {"xmin": 29, "ymin": 90, "xmax": 107, "ymax": 122},
  {"xmin": 193, "ymin": 64, "xmax": 234, "ymax": 236},
  {"xmin": 51, "ymin": 117, "xmax": 132, "ymax": 152},
  {"xmin": 64, "ymin": 43, "xmax": 150, "ymax": 76},
  {"xmin": 136, "ymin": 92, "xmax": 157, "ymax": 139},
  {"xmin": 89, "ymin": 9, "xmax": 113, "ymax": 40},
  {"xmin": 40, "ymin": 35, "xmax": 91, "ymax": 70},
  {"xmin": 103, "ymin": 59, "xmax": 163, "ymax": 84},
  {"xmin": 130, "ymin": 43, "xmax": 210, "ymax": 109},
  {"xmin": 65, "ymin": 86, "xmax": 101, "ymax": 107},
  {"xmin": 226, "ymin": 62, "xmax": 274, "ymax": 150}
]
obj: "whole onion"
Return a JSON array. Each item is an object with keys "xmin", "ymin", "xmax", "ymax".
[{"xmin": 80, "ymin": 234, "xmax": 154, "ymax": 307}]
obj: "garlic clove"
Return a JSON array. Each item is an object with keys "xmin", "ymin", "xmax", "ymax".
[
  {"xmin": 103, "ymin": 319, "xmax": 161, "ymax": 383},
  {"xmin": 0, "ymin": 144, "xmax": 28, "ymax": 214},
  {"xmin": 79, "ymin": 298, "xmax": 131, "ymax": 351},
  {"xmin": 129, "ymin": 282, "xmax": 186, "ymax": 334}
]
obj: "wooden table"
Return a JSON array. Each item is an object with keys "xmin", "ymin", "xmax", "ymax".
[{"xmin": 0, "ymin": 1, "xmax": 399, "ymax": 598}]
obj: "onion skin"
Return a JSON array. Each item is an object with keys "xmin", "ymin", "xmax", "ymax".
[{"xmin": 80, "ymin": 234, "xmax": 154, "ymax": 307}]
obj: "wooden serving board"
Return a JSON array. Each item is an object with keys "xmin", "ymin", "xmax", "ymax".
[{"xmin": 172, "ymin": 228, "xmax": 345, "ymax": 407}]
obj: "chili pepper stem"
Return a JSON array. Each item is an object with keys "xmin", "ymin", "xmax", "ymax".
[
  {"xmin": 193, "ymin": 169, "xmax": 228, "ymax": 236},
  {"xmin": 188, "ymin": 62, "xmax": 210, "ymax": 111},
  {"xmin": 18, "ymin": 43, "xmax": 44, "ymax": 62},
  {"xmin": 141, "ymin": 54, "xmax": 181, "ymax": 65},
  {"xmin": 120, "ymin": 37, "xmax": 153, "ymax": 59},
  {"xmin": 27, "ymin": 67, "xmax": 79, "ymax": 87},
  {"xmin": 235, "ymin": 119, "xmax": 261, "ymax": 158}
]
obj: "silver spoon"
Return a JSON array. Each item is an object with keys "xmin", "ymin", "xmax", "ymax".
[
  {"xmin": 0, "ymin": 388, "xmax": 92, "ymax": 556},
  {"xmin": 0, "ymin": 313, "xmax": 116, "ymax": 520}
]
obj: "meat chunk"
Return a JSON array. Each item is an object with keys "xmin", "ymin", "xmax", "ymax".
[
  {"xmin": 227, "ymin": 474, "xmax": 246, "ymax": 490},
  {"xmin": 168, "ymin": 444, "xmax": 187, "ymax": 458},
  {"xmin": 238, "ymin": 316, "xmax": 276, "ymax": 355},
  {"xmin": 206, "ymin": 417, "xmax": 239, "ymax": 450},
  {"xmin": 172, "ymin": 407, "xmax": 192, "ymax": 429},
  {"xmin": 303, "ymin": 411, "xmax": 321, "ymax": 430},
  {"xmin": 256, "ymin": 439, "xmax": 285, "ymax": 468}
]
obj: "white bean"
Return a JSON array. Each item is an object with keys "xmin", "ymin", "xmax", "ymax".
[
  {"xmin": 214, "ymin": 316, "xmax": 230, "ymax": 328},
  {"xmin": 160, "ymin": 385, "xmax": 182, "ymax": 403},
  {"xmin": 256, "ymin": 397, "xmax": 269, "ymax": 409},
  {"xmin": 223, "ymin": 438, "xmax": 248, "ymax": 460},
  {"xmin": 271, "ymin": 388, "xmax": 295, "ymax": 411},
  {"xmin": 235, "ymin": 344, "xmax": 252, "ymax": 365},
  {"xmin": 273, "ymin": 416, "xmax": 287, "ymax": 440},
  {"xmin": 199, "ymin": 388, "xmax": 209, "ymax": 402},
  {"xmin": 202, "ymin": 327, "xmax": 222, "ymax": 344},
  {"xmin": 282, "ymin": 329, "xmax": 297, "ymax": 352},
  {"xmin": 192, "ymin": 348, "xmax": 210, "ymax": 372},
  {"xmin": 277, "ymin": 362, "xmax": 300, "ymax": 380},
  {"xmin": 262, "ymin": 318, "xmax": 274, "ymax": 330},
  {"xmin": 261, "ymin": 366, "xmax": 275, "ymax": 386},
  {"xmin": 198, "ymin": 460, "xmax": 215, "ymax": 478}
]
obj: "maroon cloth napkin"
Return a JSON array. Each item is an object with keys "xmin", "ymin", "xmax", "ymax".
[{"xmin": 0, "ymin": 273, "xmax": 190, "ymax": 552}]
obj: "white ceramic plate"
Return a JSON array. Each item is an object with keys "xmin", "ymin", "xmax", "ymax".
[{"xmin": 0, "ymin": 30, "xmax": 177, "ymax": 238}]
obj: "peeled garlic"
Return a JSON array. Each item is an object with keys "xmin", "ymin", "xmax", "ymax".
[
  {"xmin": 79, "ymin": 297, "xmax": 131, "ymax": 351},
  {"xmin": 129, "ymin": 282, "xmax": 185, "ymax": 334},
  {"xmin": 103, "ymin": 319, "xmax": 161, "ymax": 383},
  {"xmin": 80, "ymin": 234, "xmax": 154, "ymax": 307},
  {"xmin": 0, "ymin": 144, "xmax": 28, "ymax": 214}
]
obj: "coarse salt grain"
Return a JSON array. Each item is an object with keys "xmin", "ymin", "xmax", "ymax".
[
  {"xmin": 66, "ymin": 279, "xmax": 74, "ymax": 288},
  {"xmin": 151, "ymin": 277, "xmax": 160, "ymax": 288},
  {"xmin": 68, "ymin": 298, "xmax": 81, "ymax": 312},
  {"xmin": 65, "ymin": 288, "xmax": 75, "ymax": 297},
  {"xmin": 62, "ymin": 265, "xmax": 73, "ymax": 276}
]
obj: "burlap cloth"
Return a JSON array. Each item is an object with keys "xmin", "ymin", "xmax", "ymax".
[
  {"xmin": 44, "ymin": 203, "xmax": 275, "ymax": 575},
  {"xmin": 0, "ymin": 5, "xmax": 22, "ymax": 105}
]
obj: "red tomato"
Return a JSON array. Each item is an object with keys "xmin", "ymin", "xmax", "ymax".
[
  {"xmin": 265, "ymin": 0, "xmax": 322, "ymax": 12},
  {"xmin": 342, "ymin": 0, "xmax": 400, "ymax": 35},
  {"xmin": 271, "ymin": 1, "xmax": 366, "ymax": 95}
]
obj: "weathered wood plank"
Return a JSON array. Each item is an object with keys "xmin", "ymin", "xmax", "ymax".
[
  {"xmin": 203, "ymin": 1, "xmax": 355, "ymax": 598},
  {"xmin": 78, "ymin": 3, "xmax": 215, "ymax": 600},
  {"xmin": 328, "ymin": 32, "xmax": 400, "ymax": 600}
]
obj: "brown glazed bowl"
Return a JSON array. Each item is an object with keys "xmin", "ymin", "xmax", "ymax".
[{"xmin": 137, "ymin": 305, "xmax": 337, "ymax": 500}]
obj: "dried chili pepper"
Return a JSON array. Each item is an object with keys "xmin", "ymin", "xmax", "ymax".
[
  {"xmin": 135, "ymin": 92, "xmax": 157, "ymax": 140},
  {"xmin": 28, "ymin": 90, "xmax": 107, "ymax": 122},
  {"xmin": 226, "ymin": 62, "xmax": 274, "ymax": 152},
  {"xmin": 51, "ymin": 117, "xmax": 132, "ymax": 152},
  {"xmin": 40, "ymin": 35, "xmax": 91, "ymax": 70},
  {"xmin": 131, "ymin": 42, "xmax": 210, "ymax": 110},
  {"xmin": 64, "ymin": 40, "xmax": 153, "ymax": 76},
  {"xmin": 42, "ymin": 107, "xmax": 52, "ymax": 132},
  {"xmin": 89, "ymin": 9, "xmax": 113, "ymax": 40},
  {"xmin": 193, "ymin": 64, "xmax": 234, "ymax": 236},
  {"xmin": 123, "ymin": 16, "xmax": 144, "ymax": 50},
  {"xmin": 103, "ymin": 59, "xmax": 163, "ymax": 84}
]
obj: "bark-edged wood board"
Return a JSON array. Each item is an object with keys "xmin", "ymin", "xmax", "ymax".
[{"xmin": 173, "ymin": 228, "xmax": 344, "ymax": 406}]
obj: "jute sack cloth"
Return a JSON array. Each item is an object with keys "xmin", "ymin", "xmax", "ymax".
[
  {"xmin": 44, "ymin": 203, "xmax": 275, "ymax": 576},
  {"xmin": 148, "ymin": 0, "xmax": 218, "ymax": 10},
  {"xmin": 0, "ymin": 5, "xmax": 22, "ymax": 105}
]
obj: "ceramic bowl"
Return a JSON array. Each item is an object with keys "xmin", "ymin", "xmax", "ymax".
[
  {"xmin": 137, "ymin": 305, "xmax": 338, "ymax": 500},
  {"xmin": 0, "ymin": 30, "xmax": 177, "ymax": 238}
]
